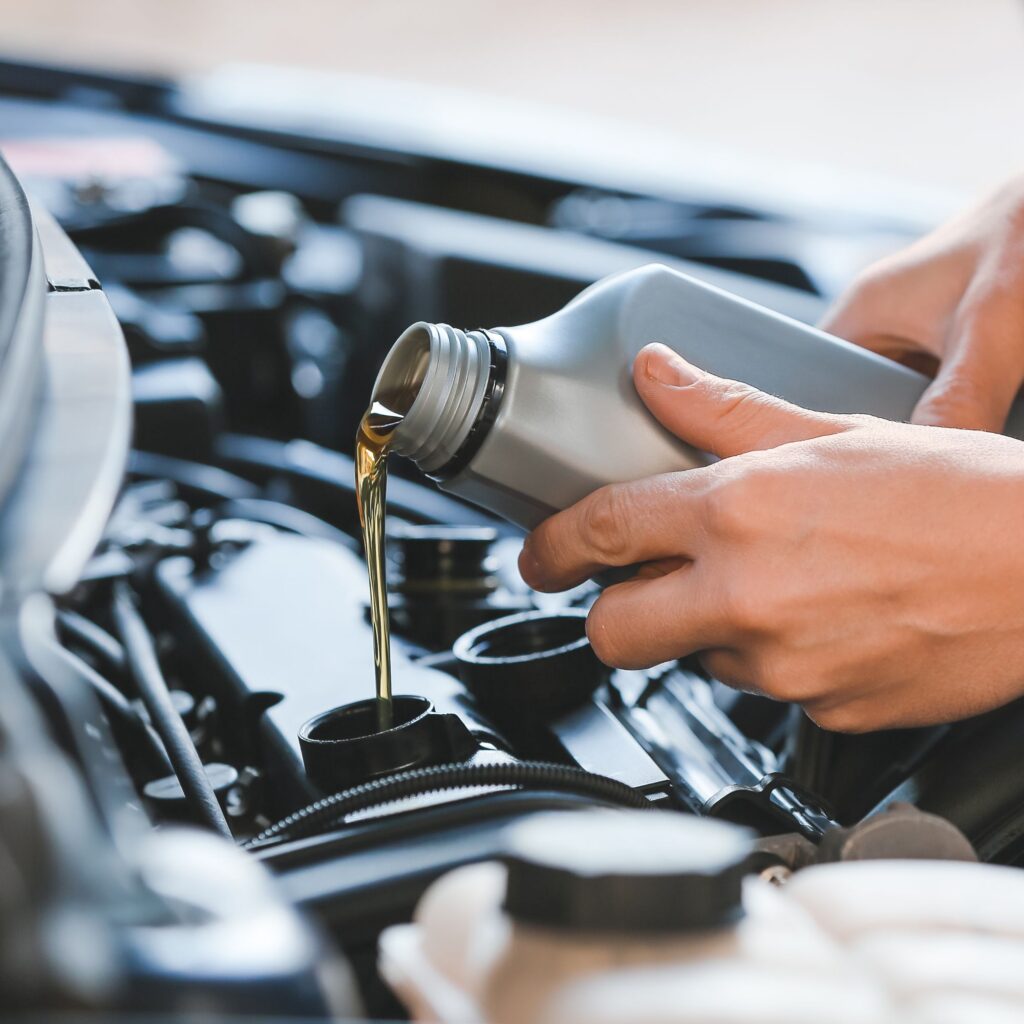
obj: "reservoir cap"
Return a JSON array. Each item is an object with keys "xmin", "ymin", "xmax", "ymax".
[
  {"xmin": 453, "ymin": 609, "xmax": 606, "ymax": 717},
  {"xmin": 502, "ymin": 809, "xmax": 752, "ymax": 933}
]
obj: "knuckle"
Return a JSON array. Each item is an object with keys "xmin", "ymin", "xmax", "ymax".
[
  {"xmin": 819, "ymin": 266, "xmax": 894, "ymax": 336},
  {"xmin": 703, "ymin": 470, "xmax": 761, "ymax": 538},
  {"xmin": 714, "ymin": 381, "xmax": 774, "ymax": 431},
  {"xmin": 581, "ymin": 486, "xmax": 633, "ymax": 564},
  {"xmin": 717, "ymin": 578, "xmax": 768, "ymax": 635},
  {"xmin": 918, "ymin": 372, "xmax": 991, "ymax": 428},
  {"xmin": 711, "ymin": 382, "xmax": 818, "ymax": 447},
  {"xmin": 844, "ymin": 263, "xmax": 898, "ymax": 305},
  {"xmin": 840, "ymin": 412, "xmax": 878, "ymax": 432}
]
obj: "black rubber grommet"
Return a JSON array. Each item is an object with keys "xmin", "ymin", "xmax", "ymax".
[
  {"xmin": 453, "ymin": 608, "xmax": 606, "ymax": 717},
  {"xmin": 299, "ymin": 695, "xmax": 473, "ymax": 791}
]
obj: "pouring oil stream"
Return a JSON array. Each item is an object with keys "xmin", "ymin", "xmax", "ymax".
[{"xmin": 355, "ymin": 398, "xmax": 404, "ymax": 731}]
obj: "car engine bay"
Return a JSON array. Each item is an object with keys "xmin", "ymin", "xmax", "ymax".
[{"xmin": 3, "ymin": 58, "xmax": 1024, "ymax": 1020}]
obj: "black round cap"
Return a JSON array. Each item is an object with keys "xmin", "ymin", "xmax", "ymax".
[
  {"xmin": 453, "ymin": 609, "xmax": 606, "ymax": 717},
  {"xmin": 388, "ymin": 522, "xmax": 500, "ymax": 589},
  {"xmin": 502, "ymin": 810, "xmax": 753, "ymax": 933},
  {"xmin": 299, "ymin": 695, "xmax": 473, "ymax": 791}
]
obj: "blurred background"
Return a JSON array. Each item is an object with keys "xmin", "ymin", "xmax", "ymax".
[{"xmin": 5, "ymin": 0, "xmax": 1024, "ymax": 197}]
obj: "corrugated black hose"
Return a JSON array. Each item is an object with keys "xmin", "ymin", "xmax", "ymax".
[
  {"xmin": 245, "ymin": 760, "xmax": 651, "ymax": 850},
  {"xmin": 111, "ymin": 582, "xmax": 232, "ymax": 839}
]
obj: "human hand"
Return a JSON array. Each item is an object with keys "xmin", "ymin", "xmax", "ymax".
[
  {"xmin": 820, "ymin": 174, "xmax": 1024, "ymax": 432},
  {"xmin": 518, "ymin": 344, "xmax": 1024, "ymax": 732}
]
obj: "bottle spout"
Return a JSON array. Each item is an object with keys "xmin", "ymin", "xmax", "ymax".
[
  {"xmin": 372, "ymin": 321, "xmax": 503, "ymax": 477},
  {"xmin": 371, "ymin": 322, "xmax": 433, "ymax": 417}
]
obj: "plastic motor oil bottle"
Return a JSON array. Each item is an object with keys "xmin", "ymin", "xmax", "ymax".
[{"xmin": 369, "ymin": 263, "xmax": 1024, "ymax": 531}]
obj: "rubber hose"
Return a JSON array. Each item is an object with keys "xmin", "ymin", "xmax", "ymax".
[
  {"xmin": 245, "ymin": 760, "xmax": 650, "ymax": 850},
  {"xmin": 59, "ymin": 644, "xmax": 172, "ymax": 778},
  {"xmin": 57, "ymin": 609, "xmax": 127, "ymax": 677},
  {"xmin": 218, "ymin": 497, "xmax": 360, "ymax": 552},
  {"xmin": 112, "ymin": 582, "xmax": 232, "ymax": 839},
  {"xmin": 129, "ymin": 450, "xmax": 259, "ymax": 504}
]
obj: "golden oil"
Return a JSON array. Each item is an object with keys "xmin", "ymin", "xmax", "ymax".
[{"xmin": 355, "ymin": 398, "xmax": 404, "ymax": 731}]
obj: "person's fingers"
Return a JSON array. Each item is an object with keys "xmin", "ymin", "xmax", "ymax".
[
  {"xmin": 633, "ymin": 344, "xmax": 850, "ymax": 459},
  {"xmin": 697, "ymin": 648, "xmax": 763, "ymax": 695},
  {"xmin": 912, "ymin": 277, "xmax": 1024, "ymax": 431},
  {"xmin": 818, "ymin": 241, "xmax": 970, "ymax": 359},
  {"xmin": 633, "ymin": 555, "xmax": 688, "ymax": 580},
  {"xmin": 585, "ymin": 564, "xmax": 728, "ymax": 668},
  {"xmin": 818, "ymin": 293, "xmax": 893, "ymax": 352},
  {"xmin": 820, "ymin": 329, "xmax": 940, "ymax": 378},
  {"xmin": 519, "ymin": 472, "xmax": 707, "ymax": 592},
  {"xmin": 819, "ymin": 266, "xmax": 922, "ymax": 352},
  {"xmin": 523, "ymin": 347, "xmax": 858, "ymax": 593}
]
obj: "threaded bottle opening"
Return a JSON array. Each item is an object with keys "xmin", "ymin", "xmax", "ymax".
[
  {"xmin": 371, "ymin": 322, "xmax": 433, "ymax": 417},
  {"xmin": 372, "ymin": 322, "xmax": 495, "ymax": 475}
]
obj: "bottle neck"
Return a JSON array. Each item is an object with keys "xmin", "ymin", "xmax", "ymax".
[{"xmin": 375, "ymin": 322, "xmax": 507, "ymax": 477}]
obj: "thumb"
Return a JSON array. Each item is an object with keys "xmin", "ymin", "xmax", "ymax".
[
  {"xmin": 633, "ymin": 343, "xmax": 849, "ymax": 458},
  {"xmin": 912, "ymin": 290, "xmax": 1024, "ymax": 432}
]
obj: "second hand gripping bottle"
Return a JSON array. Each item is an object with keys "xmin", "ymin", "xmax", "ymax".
[{"xmin": 372, "ymin": 263, "xmax": 1024, "ymax": 531}]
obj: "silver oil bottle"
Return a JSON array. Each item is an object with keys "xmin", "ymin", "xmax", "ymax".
[{"xmin": 372, "ymin": 263, "xmax": 1024, "ymax": 531}]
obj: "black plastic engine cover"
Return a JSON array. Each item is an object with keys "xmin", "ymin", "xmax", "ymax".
[{"xmin": 155, "ymin": 533, "xmax": 503, "ymax": 807}]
